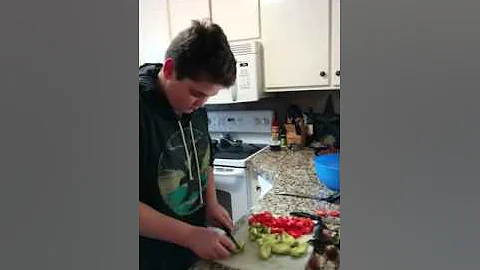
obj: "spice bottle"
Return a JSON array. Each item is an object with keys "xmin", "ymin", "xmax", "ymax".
[
  {"xmin": 270, "ymin": 112, "xmax": 281, "ymax": 151},
  {"xmin": 279, "ymin": 125, "xmax": 287, "ymax": 147}
]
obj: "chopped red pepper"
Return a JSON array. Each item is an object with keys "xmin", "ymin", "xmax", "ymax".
[
  {"xmin": 328, "ymin": 210, "xmax": 340, "ymax": 217},
  {"xmin": 248, "ymin": 211, "xmax": 315, "ymax": 238},
  {"xmin": 287, "ymin": 229, "xmax": 302, "ymax": 238},
  {"xmin": 315, "ymin": 210, "xmax": 327, "ymax": 217}
]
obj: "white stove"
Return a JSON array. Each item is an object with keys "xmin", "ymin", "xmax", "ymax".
[
  {"xmin": 207, "ymin": 110, "xmax": 274, "ymax": 223},
  {"xmin": 212, "ymin": 140, "xmax": 268, "ymax": 167}
]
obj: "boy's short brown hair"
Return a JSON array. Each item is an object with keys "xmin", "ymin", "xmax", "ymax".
[{"xmin": 165, "ymin": 20, "xmax": 237, "ymax": 88}]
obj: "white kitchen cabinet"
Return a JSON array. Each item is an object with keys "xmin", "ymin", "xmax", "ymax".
[
  {"xmin": 167, "ymin": 0, "xmax": 210, "ymax": 40},
  {"xmin": 139, "ymin": 0, "xmax": 170, "ymax": 64},
  {"xmin": 211, "ymin": 0, "xmax": 260, "ymax": 41},
  {"xmin": 140, "ymin": 0, "xmax": 340, "ymax": 94},
  {"xmin": 261, "ymin": 0, "xmax": 331, "ymax": 91},
  {"xmin": 331, "ymin": 0, "xmax": 341, "ymax": 87}
]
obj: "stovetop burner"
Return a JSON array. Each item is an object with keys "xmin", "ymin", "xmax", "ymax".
[{"xmin": 211, "ymin": 139, "xmax": 267, "ymax": 160}]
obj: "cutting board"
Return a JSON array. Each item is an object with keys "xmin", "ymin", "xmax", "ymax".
[{"xmin": 215, "ymin": 219, "xmax": 314, "ymax": 270}]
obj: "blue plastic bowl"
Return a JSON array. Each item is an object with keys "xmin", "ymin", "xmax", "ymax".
[{"xmin": 313, "ymin": 153, "xmax": 340, "ymax": 192}]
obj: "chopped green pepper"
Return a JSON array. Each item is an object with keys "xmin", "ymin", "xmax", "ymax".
[
  {"xmin": 256, "ymin": 238, "xmax": 264, "ymax": 246},
  {"xmin": 280, "ymin": 233, "xmax": 296, "ymax": 245},
  {"xmin": 259, "ymin": 243, "xmax": 272, "ymax": 260},
  {"xmin": 289, "ymin": 242, "xmax": 308, "ymax": 257},
  {"xmin": 232, "ymin": 241, "xmax": 246, "ymax": 254},
  {"xmin": 249, "ymin": 232, "xmax": 257, "ymax": 241},
  {"xmin": 271, "ymin": 243, "xmax": 291, "ymax": 255}
]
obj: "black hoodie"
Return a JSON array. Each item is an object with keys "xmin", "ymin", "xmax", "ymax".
[{"xmin": 139, "ymin": 63, "xmax": 213, "ymax": 270}]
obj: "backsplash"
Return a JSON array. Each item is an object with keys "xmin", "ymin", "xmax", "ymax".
[{"xmin": 205, "ymin": 90, "xmax": 340, "ymax": 124}]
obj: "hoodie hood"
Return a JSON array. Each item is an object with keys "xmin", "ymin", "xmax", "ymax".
[
  {"xmin": 139, "ymin": 63, "xmax": 188, "ymax": 123},
  {"xmin": 139, "ymin": 63, "xmax": 162, "ymax": 88}
]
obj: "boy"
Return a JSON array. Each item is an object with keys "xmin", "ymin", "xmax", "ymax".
[{"xmin": 139, "ymin": 20, "xmax": 237, "ymax": 269}]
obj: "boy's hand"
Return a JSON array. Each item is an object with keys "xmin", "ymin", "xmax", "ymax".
[
  {"xmin": 185, "ymin": 226, "xmax": 235, "ymax": 260},
  {"xmin": 206, "ymin": 202, "xmax": 234, "ymax": 231}
]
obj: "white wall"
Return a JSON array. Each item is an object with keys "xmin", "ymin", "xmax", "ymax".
[{"xmin": 139, "ymin": 0, "xmax": 170, "ymax": 65}]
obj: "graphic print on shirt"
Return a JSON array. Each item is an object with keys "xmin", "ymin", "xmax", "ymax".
[{"xmin": 157, "ymin": 127, "xmax": 210, "ymax": 216}]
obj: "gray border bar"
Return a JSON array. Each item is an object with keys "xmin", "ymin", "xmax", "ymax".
[
  {"xmin": 343, "ymin": 0, "xmax": 480, "ymax": 269},
  {"xmin": 0, "ymin": 0, "xmax": 138, "ymax": 269}
]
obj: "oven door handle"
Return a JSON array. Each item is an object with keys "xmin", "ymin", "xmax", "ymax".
[{"xmin": 213, "ymin": 167, "xmax": 245, "ymax": 177}]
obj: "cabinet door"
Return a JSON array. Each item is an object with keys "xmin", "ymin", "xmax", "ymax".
[
  {"xmin": 168, "ymin": 0, "xmax": 210, "ymax": 40},
  {"xmin": 261, "ymin": 0, "xmax": 330, "ymax": 90},
  {"xmin": 331, "ymin": 0, "xmax": 341, "ymax": 87},
  {"xmin": 139, "ymin": 0, "xmax": 170, "ymax": 64},
  {"xmin": 211, "ymin": 0, "xmax": 260, "ymax": 41}
]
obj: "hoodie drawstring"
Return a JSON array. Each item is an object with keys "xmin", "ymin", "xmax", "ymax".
[{"xmin": 178, "ymin": 120, "xmax": 204, "ymax": 205}]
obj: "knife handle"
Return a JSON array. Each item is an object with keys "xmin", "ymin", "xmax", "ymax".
[
  {"xmin": 290, "ymin": 211, "xmax": 321, "ymax": 221},
  {"xmin": 221, "ymin": 225, "xmax": 240, "ymax": 249}
]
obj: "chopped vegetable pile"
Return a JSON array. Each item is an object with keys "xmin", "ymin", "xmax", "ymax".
[{"xmin": 229, "ymin": 210, "xmax": 340, "ymax": 267}]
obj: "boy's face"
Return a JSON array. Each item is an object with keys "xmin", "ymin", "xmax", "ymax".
[{"xmin": 162, "ymin": 58, "xmax": 224, "ymax": 114}]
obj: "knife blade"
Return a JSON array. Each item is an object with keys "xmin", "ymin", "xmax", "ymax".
[
  {"xmin": 276, "ymin": 192, "xmax": 318, "ymax": 200},
  {"xmin": 221, "ymin": 225, "xmax": 241, "ymax": 250}
]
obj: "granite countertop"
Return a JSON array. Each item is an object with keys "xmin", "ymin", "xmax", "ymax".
[
  {"xmin": 248, "ymin": 148, "xmax": 340, "ymax": 218},
  {"xmin": 190, "ymin": 148, "xmax": 340, "ymax": 270}
]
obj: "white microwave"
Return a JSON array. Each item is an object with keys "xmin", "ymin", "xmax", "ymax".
[{"xmin": 206, "ymin": 41, "xmax": 264, "ymax": 105}]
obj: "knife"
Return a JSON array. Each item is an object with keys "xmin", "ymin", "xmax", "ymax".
[
  {"xmin": 276, "ymin": 192, "xmax": 340, "ymax": 204},
  {"xmin": 221, "ymin": 225, "xmax": 241, "ymax": 250},
  {"xmin": 276, "ymin": 192, "xmax": 318, "ymax": 200}
]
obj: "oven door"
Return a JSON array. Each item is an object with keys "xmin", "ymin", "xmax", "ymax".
[{"xmin": 213, "ymin": 166, "xmax": 249, "ymax": 224}]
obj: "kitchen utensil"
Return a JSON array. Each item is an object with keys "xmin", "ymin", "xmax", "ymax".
[
  {"xmin": 275, "ymin": 192, "xmax": 340, "ymax": 204},
  {"xmin": 286, "ymin": 105, "xmax": 303, "ymax": 129},
  {"xmin": 313, "ymin": 153, "xmax": 340, "ymax": 192},
  {"xmin": 285, "ymin": 104, "xmax": 308, "ymax": 146},
  {"xmin": 290, "ymin": 211, "xmax": 322, "ymax": 221},
  {"xmin": 275, "ymin": 192, "xmax": 319, "ymax": 200},
  {"xmin": 322, "ymin": 193, "xmax": 340, "ymax": 204},
  {"xmin": 222, "ymin": 225, "xmax": 241, "ymax": 250}
]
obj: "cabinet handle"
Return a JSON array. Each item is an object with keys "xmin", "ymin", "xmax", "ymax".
[
  {"xmin": 335, "ymin": 70, "xmax": 340, "ymax": 76},
  {"xmin": 319, "ymin": 71, "xmax": 327, "ymax": 77}
]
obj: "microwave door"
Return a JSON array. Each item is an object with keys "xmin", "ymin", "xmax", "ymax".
[{"xmin": 206, "ymin": 87, "xmax": 233, "ymax": 104}]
